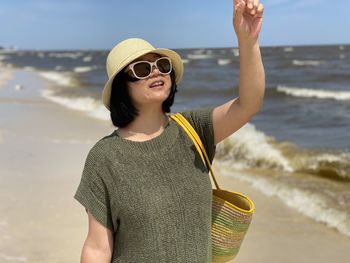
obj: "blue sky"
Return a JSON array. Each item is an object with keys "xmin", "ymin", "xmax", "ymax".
[{"xmin": 0, "ymin": 0, "xmax": 349, "ymax": 50}]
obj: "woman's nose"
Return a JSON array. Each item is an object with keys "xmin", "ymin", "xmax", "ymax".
[{"xmin": 149, "ymin": 65, "xmax": 160, "ymax": 78}]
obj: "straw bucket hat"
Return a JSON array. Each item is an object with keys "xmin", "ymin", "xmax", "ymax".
[{"xmin": 102, "ymin": 38, "xmax": 184, "ymax": 110}]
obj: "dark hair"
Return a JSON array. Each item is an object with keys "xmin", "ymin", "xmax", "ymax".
[{"xmin": 109, "ymin": 70, "xmax": 178, "ymax": 128}]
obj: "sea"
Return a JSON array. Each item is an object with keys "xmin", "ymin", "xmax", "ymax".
[{"xmin": 1, "ymin": 44, "xmax": 349, "ymax": 237}]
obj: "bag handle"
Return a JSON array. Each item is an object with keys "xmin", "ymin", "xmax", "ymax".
[{"xmin": 170, "ymin": 113, "xmax": 220, "ymax": 190}]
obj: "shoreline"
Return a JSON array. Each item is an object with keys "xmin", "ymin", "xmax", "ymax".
[
  {"xmin": 0, "ymin": 67, "xmax": 349, "ymax": 262},
  {"xmin": 212, "ymin": 166, "xmax": 350, "ymax": 263}
]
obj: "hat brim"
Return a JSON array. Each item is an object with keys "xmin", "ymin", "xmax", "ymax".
[{"xmin": 102, "ymin": 48, "xmax": 184, "ymax": 110}]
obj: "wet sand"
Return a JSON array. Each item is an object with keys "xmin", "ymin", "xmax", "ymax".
[{"xmin": 0, "ymin": 68, "xmax": 349, "ymax": 262}]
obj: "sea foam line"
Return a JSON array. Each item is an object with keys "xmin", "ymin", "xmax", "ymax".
[
  {"xmin": 73, "ymin": 65, "xmax": 98, "ymax": 73},
  {"xmin": 41, "ymin": 89, "xmax": 110, "ymax": 121},
  {"xmin": 277, "ymin": 85, "xmax": 350, "ymax": 101},
  {"xmin": 39, "ymin": 71, "xmax": 76, "ymax": 87},
  {"xmin": 292, "ymin": 59, "xmax": 324, "ymax": 66},
  {"xmin": 219, "ymin": 165, "xmax": 350, "ymax": 237},
  {"xmin": 216, "ymin": 122, "xmax": 293, "ymax": 172}
]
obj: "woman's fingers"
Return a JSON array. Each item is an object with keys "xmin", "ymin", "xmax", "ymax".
[
  {"xmin": 256, "ymin": 3, "xmax": 264, "ymax": 17},
  {"xmin": 245, "ymin": 0, "xmax": 264, "ymax": 17},
  {"xmin": 234, "ymin": 0, "xmax": 246, "ymax": 20}
]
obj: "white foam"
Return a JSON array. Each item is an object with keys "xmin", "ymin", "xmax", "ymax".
[
  {"xmin": 0, "ymin": 55, "xmax": 9, "ymax": 61},
  {"xmin": 187, "ymin": 53, "xmax": 213, "ymax": 59},
  {"xmin": 220, "ymin": 167, "xmax": 350, "ymax": 237},
  {"xmin": 216, "ymin": 123, "xmax": 293, "ymax": 172},
  {"xmin": 193, "ymin": 49, "xmax": 206, "ymax": 54},
  {"xmin": 37, "ymin": 52, "xmax": 45, "ymax": 58},
  {"xmin": 39, "ymin": 71, "xmax": 75, "ymax": 87},
  {"xmin": 303, "ymin": 152, "xmax": 350, "ymax": 180},
  {"xmin": 181, "ymin": 59, "xmax": 190, "ymax": 64},
  {"xmin": 231, "ymin": 48, "xmax": 239, "ymax": 56},
  {"xmin": 48, "ymin": 52, "xmax": 83, "ymax": 59},
  {"xmin": 83, "ymin": 55, "xmax": 93, "ymax": 62},
  {"xmin": 187, "ymin": 49, "xmax": 213, "ymax": 59},
  {"xmin": 53, "ymin": 66, "xmax": 61, "ymax": 71},
  {"xmin": 41, "ymin": 89, "xmax": 110, "ymax": 121},
  {"xmin": 0, "ymin": 252, "xmax": 27, "ymax": 262},
  {"xmin": 283, "ymin": 47, "xmax": 294, "ymax": 52},
  {"xmin": 292, "ymin": 59, "xmax": 324, "ymax": 66},
  {"xmin": 73, "ymin": 66, "xmax": 97, "ymax": 73},
  {"xmin": 217, "ymin": 59, "xmax": 232, "ymax": 66},
  {"xmin": 277, "ymin": 85, "xmax": 350, "ymax": 101}
]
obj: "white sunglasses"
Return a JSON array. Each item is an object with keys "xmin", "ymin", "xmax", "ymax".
[{"xmin": 124, "ymin": 57, "xmax": 172, "ymax": 80}]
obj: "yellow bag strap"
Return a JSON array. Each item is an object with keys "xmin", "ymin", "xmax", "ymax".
[{"xmin": 170, "ymin": 113, "xmax": 220, "ymax": 190}]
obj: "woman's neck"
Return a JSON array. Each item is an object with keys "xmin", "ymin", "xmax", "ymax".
[{"xmin": 117, "ymin": 109, "xmax": 170, "ymax": 141}]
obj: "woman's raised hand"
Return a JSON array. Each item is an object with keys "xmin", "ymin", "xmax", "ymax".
[{"xmin": 233, "ymin": 0, "xmax": 264, "ymax": 44}]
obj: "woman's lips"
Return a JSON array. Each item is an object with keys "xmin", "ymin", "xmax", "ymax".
[{"xmin": 149, "ymin": 80, "xmax": 164, "ymax": 88}]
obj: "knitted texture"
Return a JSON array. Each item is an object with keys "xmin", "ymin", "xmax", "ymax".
[{"xmin": 74, "ymin": 106, "xmax": 216, "ymax": 263}]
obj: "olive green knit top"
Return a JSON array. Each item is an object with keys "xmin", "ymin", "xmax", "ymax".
[{"xmin": 74, "ymin": 106, "xmax": 216, "ymax": 263}]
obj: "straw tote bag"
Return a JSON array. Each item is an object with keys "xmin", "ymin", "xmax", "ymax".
[{"xmin": 170, "ymin": 113, "xmax": 255, "ymax": 263}]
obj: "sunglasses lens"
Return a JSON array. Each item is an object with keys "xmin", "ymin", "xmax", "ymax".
[
  {"xmin": 133, "ymin": 62, "xmax": 151, "ymax": 78},
  {"xmin": 156, "ymin": 58, "xmax": 171, "ymax": 74},
  {"xmin": 130, "ymin": 57, "xmax": 172, "ymax": 79}
]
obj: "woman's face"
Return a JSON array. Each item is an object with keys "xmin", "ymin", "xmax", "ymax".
[{"xmin": 125, "ymin": 53, "xmax": 172, "ymax": 109}]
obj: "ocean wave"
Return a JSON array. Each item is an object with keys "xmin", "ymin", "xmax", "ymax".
[
  {"xmin": 283, "ymin": 47, "xmax": 294, "ymax": 52},
  {"xmin": 292, "ymin": 59, "xmax": 325, "ymax": 66},
  {"xmin": 82, "ymin": 55, "xmax": 93, "ymax": 62},
  {"xmin": 187, "ymin": 53, "xmax": 213, "ymax": 59},
  {"xmin": 215, "ymin": 123, "xmax": 293, "ymax": 172},
  {"xmin": 48, "ymin": 52, "xmax": 83, "ymax": 59},
  {"xmin": 37, "ymin": 52, "xmax": 45, "ymax": 58},
  {"xmin": 73, "ymin": 66, "xmax": 98, "ymax": 73},
  {"xmin": 214, "ymin": 123, "xmax": 350, "ymax": 181},
  {"xmin": 187, "ymin": 49, "xmax": 213, "ymax": 59},
  {"xmin": 277, "ymin": 85, "xmax": 350, "ymax": 101},
  {"xmin": 217, "ymin": 59, "xmax": 232, "ymax": 66},
  {"xmin": 0, "ymin": 55, "xmax": 9, "ymax": 61},
  {"xmin": 218, "ymin": 166, "xmax": 350, "ymax": 237},
  {"xmin": 291, "ymin": 151, "xmax": 350, "ymax": 181},
  {"xmin": 231, "ymin": 48, "xmax": 239, "ymax": 56},
  {"xmin": 39, "ymin": 71, "xmax": 77, "ymax": 87},
  {"xmin": 41, "ymin": 89, "xmax": 109, "ymax": 121}
]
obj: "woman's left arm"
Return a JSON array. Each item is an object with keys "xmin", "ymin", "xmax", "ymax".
[{"xmin": 213, "ymin": 0, "xmax": 265, "ymax": 145}]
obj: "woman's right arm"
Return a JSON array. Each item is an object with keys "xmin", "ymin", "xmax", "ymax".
[{"xmin": 80, "ymin": 211, "xmax": 114, "ymax": 263}]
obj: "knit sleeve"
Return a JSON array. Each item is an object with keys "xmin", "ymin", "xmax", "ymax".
[
  {"xmin": 74, "ymin": 149, "xmax": 114, "ymax": 232},
  {"xmin": 180, "ymin": 106, "xmax": 216, "ymax": 164}
]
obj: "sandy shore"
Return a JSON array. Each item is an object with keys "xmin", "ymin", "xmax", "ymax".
[{"xmin": 0, "ymin": 68, "xmax": 349, "ymax": 262}]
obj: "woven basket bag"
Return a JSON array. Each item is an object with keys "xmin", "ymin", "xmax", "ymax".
[{"xmin": 170, "ymin": 113, "xmax": 255, "ymax": 263}]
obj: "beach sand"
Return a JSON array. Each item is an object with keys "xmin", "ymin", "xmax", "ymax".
[{"xmin": 0, "ymin": 68, "xmax": 349, "ymax": 262}]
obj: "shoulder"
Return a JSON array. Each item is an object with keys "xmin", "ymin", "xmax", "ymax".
[
  {"xmin": 179, "ymin": 106, "xmax": 215, "ymax": 126},
  {"xmin": 85, "ymin": 130, "xmax": 118, "ymax": 167}
]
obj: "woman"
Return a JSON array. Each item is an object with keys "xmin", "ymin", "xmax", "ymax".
[{"xmin": 74, "ymin": 0, "xmax": 265, "ymax": 262}]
